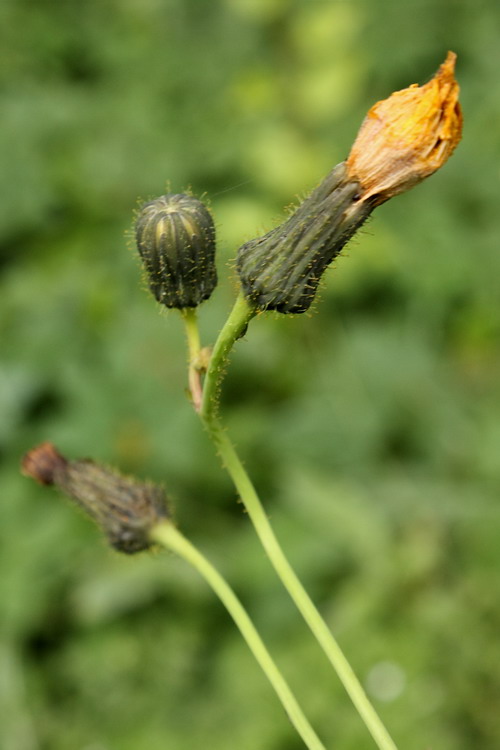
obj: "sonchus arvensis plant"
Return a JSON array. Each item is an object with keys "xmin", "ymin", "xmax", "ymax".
[{"xmin": 23, "ymin": 53, "xmax": 462, "ymax": 750}]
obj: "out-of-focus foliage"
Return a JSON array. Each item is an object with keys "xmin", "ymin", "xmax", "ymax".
[{"xmin": 2, "ymin": 0, "xmax": 500, "ymax": 748}]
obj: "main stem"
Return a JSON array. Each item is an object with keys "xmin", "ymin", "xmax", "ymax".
[
  {"xmin": 199, "ymin": 295, "xmax": 399, "ymax": 750},
  {"xmin": 204, "ymin": 419, "xmax": 398, "ymax": 750},
  {"xmin": 200, "ymin": 293, "xmax": 255, "ymax": 420},
  {"xmin": 151, "ymin": 521, "xmax": 328, "ymax": 750}
]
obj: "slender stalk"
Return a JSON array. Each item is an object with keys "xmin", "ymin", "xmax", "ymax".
[
  {"xmin": 180, "ymin": 308, "xmax": 203, "ymax": 412},
  {"xmin": 151, "ymin": 521, "xmax": 328, "ymax": 750},
  {"xmin": 198, "ymin": 294, "xmax": 398, "ymax": 750},
  {"xmin": 200, "ymin": 294, "xmax": 255, "ymax": 420},
  {"xmin": 203, "ymin": 419, "xmax": 398, "ymax": 750}
]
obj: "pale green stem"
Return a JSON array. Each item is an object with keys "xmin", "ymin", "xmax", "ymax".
[
  {"xmin": 202, "ymin": 419, "xmax": 398, "ymax": 750},
  {"xmin": 180, "ymin": 308, "xmax": 203, "ymax": 412},
  {"xmin": 199, "ymin": 294, "xmax": 399, "ymax": 750},
  {"xmin": 151, "ymin": 521, "xmax": 328, "ymax": 750}
]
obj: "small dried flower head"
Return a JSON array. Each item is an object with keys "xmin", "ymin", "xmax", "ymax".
[
  {"xmin": 21, "ymin": 441, "xmax": 67, "ymax": 485},
  {"xmin": 346, "ymin": 51, "xmax": 462, "ymax": 206},
  {"xmin": 135, "ymin": 193, "xmax": 217, "ymax": 309},
  {"xmin": 22, "ymin": 443, "xmax": 170, "ymax": 554}
]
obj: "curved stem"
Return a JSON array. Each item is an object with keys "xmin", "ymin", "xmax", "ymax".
[
  {"xmin": 196, "ymin": 290, "xmax": 398, "ymax": 750},
  {"xmin": 202, "ymin": 419, "xmax": 398, "ymax": 750},
  {"xmin": 182, "ymin": 289, "xmax": 397, "ymax": 748},
  {"xmin": 200, "ymin": 294, "xmax": 255, "ymax": 420},
  {"xmin": 151, "ymin": 521, "xmax": 328, "ymax": 750}
]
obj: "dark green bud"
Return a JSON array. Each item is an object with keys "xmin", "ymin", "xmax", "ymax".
[
  {"xmin": 236, "ymin": 163, "xmax": 373, "ymax": 313},
  {"xmin": 135, "ymin": 193, "xmax": 217, "ymax": 309},
  {"xmin": 22, "ymin": 443, "xmax": 170, "ymax": 554}
]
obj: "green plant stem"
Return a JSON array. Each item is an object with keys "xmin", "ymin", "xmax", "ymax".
[
  {"xmin": 199, "ymin": 293, "xmax": 398, "ymax": 750},
  {"xmin": 200, "ymin": 293, "xmax": 256, "ymax": 420},
  {"xmin": 202, "ymin": 419, "xmax": 398, "ymax": 750},
  {"xmin": 151, "ymin": 521, "xmax": 328, "ymax": 750},
  {"xmin": 180, "ymin": 308, "xmax": 203, "ymax": 411}
]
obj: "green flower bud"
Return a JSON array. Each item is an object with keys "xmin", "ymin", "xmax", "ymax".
[
  {"xmin": 22, "ymin": 443, "xmax": 170, "ymax": 554},
  {"xmin": 135, "ymin": 194, "xmax": 217, "ymax": 309},
  {"xmin": 236, "ymin": 163, "xmax": 373, "ymax": 314}
]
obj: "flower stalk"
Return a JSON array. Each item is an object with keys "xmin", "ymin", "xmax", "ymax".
[
  {"xmin": 180, "ymin": 307, "xmax": 204, "ymax": 412},
  {"xmin": 151, "ymin": 521, "xmax": 328, "ymax": 750},
  {"xmin": 199, "ymin": 293, "xmax": 256, "ymax": 420},
  {"xmin": 193, "ymin": 317, "xmax": 399, "ymax": 750}
]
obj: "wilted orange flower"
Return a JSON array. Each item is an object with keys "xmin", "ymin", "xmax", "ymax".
[{"xmin": 346, "ymin": 51, "xmax": 462, "ymax": 206}]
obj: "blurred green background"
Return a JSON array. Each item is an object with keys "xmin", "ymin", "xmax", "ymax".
[{"xmin": 2, "ymin": 0, "xmax": 500, "ymax": 748}]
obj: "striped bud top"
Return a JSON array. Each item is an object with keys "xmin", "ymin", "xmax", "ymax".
[{"xmin": 136, "ymin": 194, "xmax": 217, "ymax": 309}]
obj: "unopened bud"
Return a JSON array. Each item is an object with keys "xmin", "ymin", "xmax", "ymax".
[
  {"xmin": 136, "ymin": 194, "xmax": 217, "ymax": 309},
  {"xmin": 346, "ymin": 51, "xmax": 462, "ymax": 206},
  {"xmin": 236, "ymin": 163, "xmax": 371, "ymax": 313},
  {"xmin": 22, "ymin": 443, "xmax": 169, "ymax": 554}
]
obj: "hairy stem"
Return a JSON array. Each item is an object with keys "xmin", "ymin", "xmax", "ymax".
[
  {"xmin": 151, "ymin": 521, "xmax": 328, "ymax": 750},
  {"xmin": 200, "ymin": 293, "xmax": 255, "ymax": 420},
  {"xmin": 180, "ymin": 308, "xmax": 203, "ymax": 412},
  {"xmin": 198, "ymin": 293, "xmax": 398, "ymax": 750}
]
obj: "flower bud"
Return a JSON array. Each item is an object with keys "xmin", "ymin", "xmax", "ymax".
[
  {"xmin": 135, "ymin": 194, "xmax": 217, "ymax": 309},
  {"xmin": 236, "ymin": 163, "xmax": 372, "ymax": 313},
  {"xmin": 346, "ymin": 51, "xmax": 462, "ymax": 206},
  {"xmin": 236, "ymin": 53, "xmax": 461, "ymax": 314},
  {"xmin": 22, "ymin": 443, "xmax": 170, "ymax": 554}
]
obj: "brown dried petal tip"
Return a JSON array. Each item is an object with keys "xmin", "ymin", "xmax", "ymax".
[
  {"xmin": 21, "ymin": 442, "xmax": 68, "ymax": 485},
  {"xmin": 346, "ymin": 51, "xmax": 462, "ymax": 206}
]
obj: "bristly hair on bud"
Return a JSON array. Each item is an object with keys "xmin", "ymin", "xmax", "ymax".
[
  {"xmin": 22, "ymin": 443, "xmax": 170, "ymax": 554},
  {"xmin": 236, "ymin": 163, "xmax": 372, "ymax": 314},
  {"xmin": 135, "ymin": 193, "xmax": 217, "ymax": 309}
]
